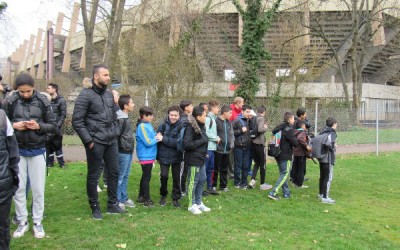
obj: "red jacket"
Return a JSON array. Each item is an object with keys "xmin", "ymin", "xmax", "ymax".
[{"xmin": 230, "ymin": 104, "xmax": 242, "ymax": 121}]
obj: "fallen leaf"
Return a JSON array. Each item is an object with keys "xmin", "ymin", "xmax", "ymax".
[
  {"xmin": 385, "ymin": 225, "xmax": 390, "ymax": 229},
  {"xmin": 313, "ymin": 240, "xmax": 318, "ymax": 244},
  {"xmin": 323, "ymin": 210, "xmax": 329, "ymax": 213},
  {"xmin": 64, "ymin": 186, "xmax": 68, "ymax": 189},
  {"xmin": 268, "ymin": 239, "xmax": 272, "ymax": 243},
  {"xmin": 50, "ymin": 184, "xmax": 54, "ymax": 187},
  {"xmin": 249, "ymin": 239, "xmax": 254, "ymax": 242},
  {"xmin": 76, "ymin": 218, "xmax": 81, "ymax": 221},
  {"xmin": 116, "ymin": 243, "xmax": 127, "ymax": 248},
  {"xmin": 157, "ymin": 237, "xmax": 165, "ymax": 241},
  {"xmin": 128, "ymin": 214, "xmax": 133, "ymax": 217},
  {"xmin": 218, "ymin": 206, "xmax": 222, "ymax": 210}
]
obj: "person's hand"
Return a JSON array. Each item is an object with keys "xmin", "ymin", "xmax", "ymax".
[
  {"xmin": 13, "ymin": 121, "xmax": 27, "ymax": 131},
  {"xmin": 25, "ymin": 120, "xmax": 40, "ymax": 130},
  {"xmin": 88, "ymin": 142, "xmax": 94, "ymax": 149},
  {"xmin": 242, "ymin": 127, "xmax": 247, "ymax": 132},
  {"xmin": 155, "ymin": 134, "xmax": 163, "ymax": 142},
  {"xmin": 264, "ymin": 124, "xmax": 268, "ymax": 129},
  {"xmin": 306, "ymin": 146, "xmax": 312, "ymax": 152},
  {"xmin": 217, "ymin": 138, "xmax": 221, "ymax": 144}
]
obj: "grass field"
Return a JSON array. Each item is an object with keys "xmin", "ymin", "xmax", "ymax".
[
  {"xmin": 10, "ymin": 153, "xmax": 400, "ymax": 249},
  {"xmin": 63, "ymin": 129, "xmax": 400, "ymax": 146}
]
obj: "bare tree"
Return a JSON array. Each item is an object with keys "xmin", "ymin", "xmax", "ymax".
[{"xmin": 81, "ymin": 0, "xmax": 100, "ymax": 76}]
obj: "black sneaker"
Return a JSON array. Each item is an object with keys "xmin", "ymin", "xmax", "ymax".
[
  {"xmin": 207, "ymin": 188, "xmax": 219, "ymax": 195},
  {"xmin": 137, "ymin": 196, "xmax": 145, "ymax": 204},
  {"xmin": 59, "ymin": 164, "xmax": 65, "ymax": 168},
  {"xmin": 106, "ymin": 204, "xmax": 126, "ymax": 214},
  {"xmin": 91, "ymin": 205, "xmax": 103, "ymax": 220},
  {"xmin": 268, "ymin": 193, "xmax": 280, "ymax": 201},
  {"xmin": 172, "ymin": 200, "xmax": 181, "ymax": 208},
  {"xmin": 159, "ymin": 196, "xmax": 167, "ymax": 206},
  {"xmin": 143, "ymin": 200, "xmax": 154, "ymax": 208},
  {"xmin": 202, "ymin": 190, "xmax": 209, "ymax": 197}
]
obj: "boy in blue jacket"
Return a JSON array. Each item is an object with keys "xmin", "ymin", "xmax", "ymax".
[{"xmin": 136, "ymin": 106, "xmax": 162, "ymax": 207}]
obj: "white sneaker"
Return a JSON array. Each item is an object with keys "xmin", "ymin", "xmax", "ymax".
[
  {"xmin": 33, "ymin": 223, "xmax": 45, "ymax": 239},
  {"xmin": 260, "ymin": 183, "xmax": 273, "ymax": 190},
  {"xmin": 248, "ymin": 179, "xmax": 256, "ymax": 189},
  {"xmin": 321, "ymin": 197, "xmax": 336, "ymax": 204},
  {"xmin": 198, "ymin": 203, "xmax": 211, "ymax": 212},
  {"xmin": 123, "ymin": 199, "xmax": 135, "ymax": 208},
  {"xmin": 188, "ymin": 204, "xmax": 202, "ymax": 215},
  {"xmin": 298, "ymin": 185, "xmax": 308, "ymax": 189},
  {"xmin": 103, "ymin": 184, "xmax": 108, "ymax": 190},
  {"xmin": 13, "ymin": 222, "xmax": 29, "ymax": 238},
  {"xmin": 118, "ymin": 202, "xmax": 126, "ymax": 210},
  {"xmin": 97, "ymin": 185, "xmax": 102, "ymax": 192}
]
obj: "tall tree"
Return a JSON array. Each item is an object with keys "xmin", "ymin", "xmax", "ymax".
[
  {"xmin": 0, "ymin": 2, "xmax": 7, "ymax": 15},
  {"xmin": 81, "ymin": 0, "xmax": 100, "ymax": 76},
  {"xmin": 232, "ymin": 0, "xmax": 282, "ymax": 105}
]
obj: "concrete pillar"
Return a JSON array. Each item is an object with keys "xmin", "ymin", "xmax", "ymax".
[
  {"xmin": 62, "ymin": 2, "xmax": 81, "ymax": 72},
  {"xmin": 371, "ymin": 7, "xmax": 385, "ymax": 46},
  {"xmin": 23, "ymin": 35, "xmax": 36, "ymax": 72},
  {"xmin": 55, "ymin": 12, "xmax": 65, "ymax": 35},
  {"xmin": 37, "ymin": 21, "xmax": 53, "ymax": 79},
  {"xmin": 30, "ymin": 28, "xmax": 44, "ymax": 77}
]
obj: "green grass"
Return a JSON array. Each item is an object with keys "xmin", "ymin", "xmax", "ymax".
[{"xmin": 10, "ymin": 153, "xmax": 400, "ymax": 249}]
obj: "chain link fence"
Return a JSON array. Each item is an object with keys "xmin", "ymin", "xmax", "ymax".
[{"xmin": 62, "ymin": 96, "xmax": 400, "ymax": 150}]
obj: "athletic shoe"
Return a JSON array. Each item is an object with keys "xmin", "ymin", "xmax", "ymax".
[
  {"xmin": 268, "ymin": 193, "xmax": 280, "ymax": 201},
  {"xmin": 181, "ymin": 192, "xmax": 187, "ymax": 197},
  {"xmin": 159, "ymin": 196, "xmax": 167, "ymax": 206},
  {"xmin": 59, "ymin": 164, "xmax": 65, "ymax": 168},
  {"xmin": 123, "ymin": 199, "xmax": 135, "ymax": 208},
  {"xmin": 172, "ymin": 200, "xmax": 181, "ymax": 208},
  {"xmin": 248, "ymin": 179, "xmax": 256, "ymax": 189},
  {"xmin": 207, "ymin": 187, "xmax": 219, "ymax": 195},
  {"xmin": 317, "ymin": 194, "xmax": 323, "ymax": 200},
  {"xmin": 103, "ymin": 184, "xmax": 108, "ymax": 190},
  {"xmin": 188, "ymin": 204, "xmax": 202, "ymax": 215},
  {"xmin": 107, "ymin": 204, "xmax": 126, "ymax": 214},
  {"xmin": 234, "ymin": 185, "xmax": 241, "ymax": 189},
  {"xmin": 33, "ymin": 223, "xmax": 45, "ymax": 239},
  {"xmin": 143, "ymin": 200, "xmax": 154, "ymax": 208},
  {"xmin": 283, "ymin": 194, "xmax": 291, "ymax": 199},
  {"xmin": 241, "ymin": 185, "xmax": 247, "ymax": 190},
  {"xmin": 11, "ymin": 214, "xmax": 20, "ymax": 225},
  {"xmin": 137, "ymin": 196, "xmax": 145, "ymax": 204},
  {"xmin": 260, "ymin": 183, "xmax": 272, "ymax": 190},
  {"xmin": 118, "ymin": 202, "xmax": 126, "ymax": 210},
  {"xmin": 321, "ymin": 197, "xmax": 336, "ymax": 204},
  {"xmin": 198, "ymin": 203, "xmax": 211, "ymax": 212},
  {"xmin": 297, "ymin": 185, "xmax": 308, "ymax": 189},
  {"xmin": 219, "ymin": 187, "xmax": 229, "ymax": 192},
  {"xmin": 13, "ymin": 222, "xmax": 29, "ymax": 238},
  {"xmin": 97, "ymin": 185, "xmax": 102, "ymax": 192},
  {"xmin": 202, "ymin": 190, "xmax": 209, "ymax": 196},
  {"xmin": 91, "ymin": 205, "xmax": 103, "ymax": 220}
]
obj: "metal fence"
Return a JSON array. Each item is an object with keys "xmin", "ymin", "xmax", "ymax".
[{"xmin": 62, "ymin": 96, "xmax": 400, "ymax": 152}]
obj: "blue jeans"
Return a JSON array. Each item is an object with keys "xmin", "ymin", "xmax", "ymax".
[
  {"xmin": 205, "ymin": 150, "xmax": 215, "ymax": 189},
  {"xmin": 117, "ymin": 153, "xmax": 133, "ymax": 202},
  {"xmin": 187, "ymin": 165, "xmax": 206, "ymax": 205},
  {"xmin": 234, "ymin": 147, "xmax": 250, "ymax": 187},
  {"xmin": 271, "ymin": 160, "xmax": 291, "ymax": 197}
]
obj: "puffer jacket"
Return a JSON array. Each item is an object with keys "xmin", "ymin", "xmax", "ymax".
[
  {"xmin": 231, "ymin": 114, "xmax": 251, "ymax": 149},
  {"xmin": 0, "ymin": 110, "xmax": 20, "ymax": 204},
  {"xmin": 50, "ymin": 95, "xmax": 67, "ymax": 128},
  {"xmin": 318, "ymin": 127, "xmax": 337, "ymax": 165},
  {"xmin": 215, "ymin": 116, "xmax": 232, "ymax": 154},
  {"xmin": 272, "ymin": 122, "xmax": 298, "ymax": 161},
  {"xmin": 3, "ymin": 91, "xmax": 56, "ymax": 149},
  {"xmin": 293, "ymin": 129, "xmax": 309, "ymax": 156},
  {"xmin": 116, "ymin": 110, "xmax": 134, "ymax": 154},
  {"xmin": 156, "ymin": 117, "xmax": 183, "ymax": 164},
  {"xmin": 72, "ymin": 81, "xmax": 119, "ymax": 146},
  {"xmin": 136, "ymin": 121, "xmax": 158, "ymax": 161},
  {"xmin": 183, "ymin": 114, "xmax": 208, "ymax": 166}
]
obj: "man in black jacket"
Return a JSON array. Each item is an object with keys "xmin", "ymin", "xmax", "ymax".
[
  {"xmin": 268, "ymin": 112, "xmax": 298, "ymax": 200},
  {"xmin": 0, "ymin": 109, "xmax": 20, "ymax": 249},
  {"xmin": 179, "ymin": 99, "xmax": 193, "ymax": 196},
  {"xmin": 72, "ymin": 65, "xmax": 124, "ymax": 220},
  {"xmin": 3, "ymin": 73, "xmax": 56, "ymax": 239},
  {"xmin": 46, "ymin": 83, "xmax": 67, "ymax": 168},
  {"xmin": 157, "ymin": 105, "xmax": 183, "ymax": 207}
]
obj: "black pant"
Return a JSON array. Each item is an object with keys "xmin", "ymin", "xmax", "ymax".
[
  {"xmin": 160, "ymin": 163, "xmax": 181, "ymax": 201},
  {"xmin": 0, "ymin": 195, "xmax": 12, "ymax": 250},
  {"xmin": 85, "ymin": 141, "xmax": 119, "ymax": 207},
  {"xmin": 97, "ymin": 161, "xmax": 108, "ymax": 186},
  {"xmin": 251, "ymin": 143, "xmax": 266, "ymax": 183},
  {"xmin": 180, "ymin": 162, "xmax": 188, "ymax": 193},
  {"xmin": 139, "ymin": 164, "xmax": 153, "ymax": 201},
  {"xmin": 228, "ymin": 149, "xmax": 235, "ymax": 178},
  {"xmin": 319, "ymin": 162, "xmax": 330, "ymax": 198},
  {"xmin": 292, "ymin": 156, "xmax": 306, "ymax": 186},
  {"xmin": 46, "ymin": 134, "xmax": 65, "ymax": 166},
  {"xmin": 213, "ymin": 152, "xmax": 230, "ymax": 189}
]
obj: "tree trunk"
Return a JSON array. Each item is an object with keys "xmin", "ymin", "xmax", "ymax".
[{"xmin": 81, "ymin": 0, "xmax": 100, "ymax": 77}]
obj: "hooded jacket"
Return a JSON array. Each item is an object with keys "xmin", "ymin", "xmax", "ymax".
[
  {"xmin": 252, "ymin": 116, "xmax": 268, "ymax": 145},
  {"xmin": 50, "ymin": 95, "xmax": 67, "ymax": 128},
  {"xmin": 206, "ymin": 112, "xmax": 220, "ymax": 151},
  {"xmin": 116, "ymin": 110, "xmax": 134, "ymax": 154},
  {"xmin": 272, "ymin": 122, "xmax": 298, "ymax": 161},
  {"xmin": 3, "ymin": 91, "xmax": 56, "ymax": 149},
  {"xmin": 183, "ymin": 114, "xmax": 209, "ymax": 166},
  {"xmin": 231, "ymin": 114, "xmax": 251, "ymax": 149},
  {"xmin": 136, "ymin": 121, "xmax": 158, "ymax": 161},
  {"xmin": 229, "ymin": 103, "xmax": 242, "ymax": 121},
  {"xmin": 72, "ymin": 81, "xmax": 119, "ymax": 146},
  {"xmin": 156, "ymin": 117, "xmax": 183, "ymax": 164},
  {"xmin": 293, "ymin": 129, "xmax": 309, "ymax": 156},
  {"xmin": 215, "ymin": 116, "xmax": 233, "ymax": 154},
  {"xmin": 318, "ymin": 126, "xmax": 337, "ymax": 164}
]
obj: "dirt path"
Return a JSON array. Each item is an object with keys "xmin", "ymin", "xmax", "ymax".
[{"xmin": 63, "ymin": 143, "xmax": 400, "ymax": 163}]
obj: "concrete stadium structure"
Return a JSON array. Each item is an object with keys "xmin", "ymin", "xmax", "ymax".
[{"xmin": 3, "ymin": 0, "xmax": 400, "ymax": 116}]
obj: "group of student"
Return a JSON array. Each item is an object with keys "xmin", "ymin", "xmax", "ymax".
[{"xmin": 0, "ymin": 65, "xmax": 338, "ymax": 249}]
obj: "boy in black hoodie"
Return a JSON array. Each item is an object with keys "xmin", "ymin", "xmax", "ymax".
[
  {"xmin": 268, "ymin": 112, "xmax": 298, "ymax": 200},
  {"xmin": 179, "ymin": 100, "xmax": 193, "ymax": 196},
  {"xmin": 318, "ymin": 117, "xmax": 338, "ymax": 204}
]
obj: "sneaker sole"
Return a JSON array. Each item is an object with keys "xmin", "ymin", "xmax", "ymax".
[
  {"xmin": 268, "ymin": 195, "xmax": 278, "ymax": 201},
  {"xmin": 34, "ymin": 233, "xmax": 45, "ymax": 239},
  {"xmin": 92, "ymin": 217, "xmax": 103, "ymax": 220}
]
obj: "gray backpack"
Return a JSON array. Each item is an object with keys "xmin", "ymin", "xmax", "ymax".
[{"xmin": 311, "ymin": 133, "xmax": 329, "ymax": 159}]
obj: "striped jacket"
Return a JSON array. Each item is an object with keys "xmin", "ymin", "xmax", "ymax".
[{"xmin": 135, "ymin": 121, "xmax": 158, "ymax": 161}]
